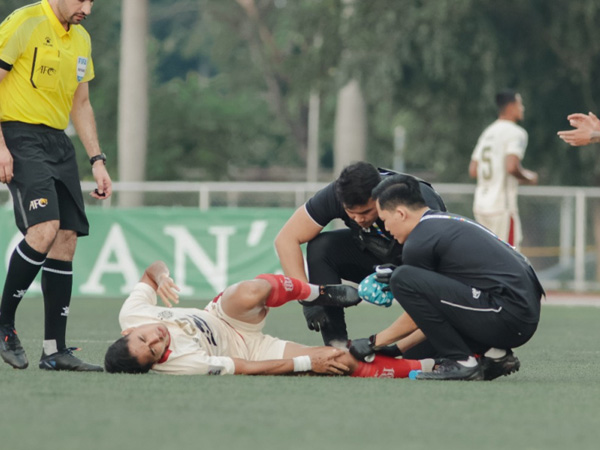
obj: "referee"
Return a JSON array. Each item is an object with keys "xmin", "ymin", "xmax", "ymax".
[
  {"xmin": 0, "ymin": 0, "xmax": 111, "ymax": 371},
  {"xmin": 350, "ymin": 174, "xmax": 544, "ymax": 381}
]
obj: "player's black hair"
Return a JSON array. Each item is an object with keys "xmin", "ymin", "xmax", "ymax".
[
  {"xmin": 496, "ymin": 89, "xmax": 518, "ymax": 113},
  {"xmin": 335, "ymin": 161, "xmax": 382, "ymax": 208},
  {"xmin": 372, "ymin": 174, "xmax": 426, "ymax": 211},
  {"xmin": 104, "ymin": 335, "xmax": 153, "ymax": 374}
]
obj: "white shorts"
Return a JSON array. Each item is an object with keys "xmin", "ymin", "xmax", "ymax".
[
  {"xmin": 474, "ymin": 210, "xmax": 522, "ymax": 250},
  {"xmin": 205, "ymin": 298, "xmax": 288, "ymax": 361}
]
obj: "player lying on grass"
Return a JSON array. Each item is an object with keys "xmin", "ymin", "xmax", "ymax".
[{"xmin": 104, "ymin": 261, "xmax": 434, "ymax": 377}]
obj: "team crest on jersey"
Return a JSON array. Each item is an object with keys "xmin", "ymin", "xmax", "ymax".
[
  {"xmin": 158, "ymin": 311, "xmax": 174, "ymax": 320},
  {"xmin": 29, "ymin": 198, "xmax": 48, "ymax": 210},
  {"xmin": 472, "ymin": 288, "xmax": 481, "ymax": 299},
  {"xmin": 76, "ymin": 57, "xmax": 88, "ymax": 82}
]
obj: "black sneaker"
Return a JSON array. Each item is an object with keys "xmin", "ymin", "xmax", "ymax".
[
  {"xmin": 300, "ymin": 285, "xmax": 362, "ymax": 308},
  {"xmin": 39, "ymin": 347, "xmax": 103, "ymax": 372},
  {"xmin": 480, "ymin": 350, "xmax": 520, "ymax": 380},
  {"xmin": 0, "ymin": 324, "xmax": 29, "ymax": 369},
  {"xmin": 416, "ymin": 359, "xmax": 484, "ymax": 381}
]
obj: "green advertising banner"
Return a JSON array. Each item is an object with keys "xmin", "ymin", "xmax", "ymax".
[{"xmin": 0, "ymin": 206, "xmax": 297, "ymax": 300}]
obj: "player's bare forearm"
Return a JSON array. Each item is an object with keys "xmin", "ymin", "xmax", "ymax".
[
  {"xmin": 275, "ymin": 242, "xmax": 308, "ymax": 281},
  {"xmin": 374, "ymin": 312, "xmax": 419, "ymax": 347},
  {"xmin": 232, "ymin": 347, "xmax": 349, "ymax": 375},
  {"xmin": 233, "ymin": 358, "xmax": 296, "ymax": 375},
  {"xmin": 396, "ymin": 329, "xmax": 427, "ymax": 353},
  {"xmin": 275, "ymin": 207, "xmax": 324, "ymax": 281}
]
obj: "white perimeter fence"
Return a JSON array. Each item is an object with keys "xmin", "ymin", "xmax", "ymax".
[{"xmin": 2, "ymin": 181, "xmax": 600, "ymax": 292}]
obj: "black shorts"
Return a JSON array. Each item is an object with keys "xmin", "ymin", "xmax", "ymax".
[{"xmin": 3, "ymin": 121, "xmax": 89, "ymax": 236}]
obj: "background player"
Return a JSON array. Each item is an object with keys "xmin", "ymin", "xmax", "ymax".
[{"xmin": 469, "ymin": 89, "xmax": 538, "ymax": 251}]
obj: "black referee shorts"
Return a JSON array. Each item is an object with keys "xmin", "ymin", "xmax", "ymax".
[{"xmin": 3, "ymin": 121, "xmax": 89, "ymax": 237}]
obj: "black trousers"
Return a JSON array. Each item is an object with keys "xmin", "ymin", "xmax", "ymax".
[
  {"xmin": 3, "ymin": 121, "xmax": 89, "ymax": 236},
  {"xmin": 390, "ymin": 265, "xmax": 539, "ymax": 360},
  {"xmin": 306, "ymin": 229, "xmax": 388, "ymax": 344}
]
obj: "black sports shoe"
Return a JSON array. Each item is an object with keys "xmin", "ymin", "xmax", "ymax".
[
  {"xmin": 300, "ymin": 285, "xmax": 362, "ymax": 308},
  {"xmin": 39, "ymin": 347, "xmax": 103, "ymax": 372},
  {"xmin": 0, "ymin": 324, "xmax": 29, "ymax": 369},
  {"xmin": 480, "ymin": 350, "xmax": 520, "ymax": 380},
  {"xmin": 416, "ymin": 359, "xmax": 484, "ymax": 381}
]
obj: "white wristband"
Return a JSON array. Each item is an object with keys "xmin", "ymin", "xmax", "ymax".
[{"xmin": 292, "ymin": 355, "xmax": 312, "ymax": 372}]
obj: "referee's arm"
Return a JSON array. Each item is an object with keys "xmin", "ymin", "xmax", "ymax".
[
  {"xmin": 0, "ymin": 66, "xmax": 15, "ymax": 185},
  {"xmin": 70, "ymin": 81, "xmax": 112, "ymax": 199}
]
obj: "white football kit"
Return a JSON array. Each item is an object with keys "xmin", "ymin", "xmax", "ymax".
[
  {"xmin": 119, "ymin": 283, "xmax": 289, "ymax": 375},
  {"xmin": 471, "ymin": 119, "xmax": 528, "ymax": 248}
]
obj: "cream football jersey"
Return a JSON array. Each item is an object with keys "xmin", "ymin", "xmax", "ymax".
[
  {"xmin": 119, "ymin": 283, "xmax": 237, "ymax": 375},
  {"xmin": 471, "ymin": 119, "xmax": 528, "ymax": 214}
]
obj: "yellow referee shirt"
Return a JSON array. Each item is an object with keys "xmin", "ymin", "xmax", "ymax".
[{"xmin": 0, "ymin": 0, "xmax": 95, "ymax": 130}]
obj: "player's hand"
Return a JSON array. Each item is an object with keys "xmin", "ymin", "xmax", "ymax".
[
  {"xmin": 309, "ymin": 347, "xmax": 349, "ymax": 375},
  {"xmin": 348, "ymin": 335, "xmax": 377, "ymax": 362},
  {"xmin": 374, "ymin": 264, "xmax": 397, "ymax": 286},
  {"xmin": 90, "ymin": 163, "xmax": 113, "ymax": 199},
  {"xmin": 156, "ymin": 273, "xmax": 180, "ymax": 307},
  {"xmin": 0, "ymin": 144, "xmax": 14, "ymax": 184},
  {"xmin": 303, "ymin": 304, "xmax": 328, "ymax": 332},
  {"xmin": 558, "ymin": 112, "xmax": 600, "ymax": 146}
]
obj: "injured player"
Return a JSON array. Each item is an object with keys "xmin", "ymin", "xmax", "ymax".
[{"xmin": 104, "ymin": 261, "xmax": 434, "ymax": 378}]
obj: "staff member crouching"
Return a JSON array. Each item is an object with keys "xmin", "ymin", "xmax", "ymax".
[{"xmin": 349, "ymin": 174, "xmax": 544, "ymax": 381}]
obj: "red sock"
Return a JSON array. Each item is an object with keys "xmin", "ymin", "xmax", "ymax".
[
  {"xmin": 255, "ymin": 274, "xmax": 312, "ymax": 307},
  {"xmin": 350, "ymin": 355, "xmax": 422, "ymax": 379}
]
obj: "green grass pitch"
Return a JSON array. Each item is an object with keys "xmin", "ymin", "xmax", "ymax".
[{"xmin": 1, "ymin": 297, "xmax": 598, "ymax": 450}]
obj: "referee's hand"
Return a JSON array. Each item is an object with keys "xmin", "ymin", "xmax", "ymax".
[
  {"xmin": 0, "ymin": 145, "xmax": 14, "ymax": 184},
  {"xmin": 90, "ymin": 163, "xmax": 113, "ymax": 199}
]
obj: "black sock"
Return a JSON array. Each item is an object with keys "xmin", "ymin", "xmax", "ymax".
[
  {"xmin": 0, "ymin": 239, "xmax": 46, "ymax": 326},
  {"xmin": 41, "ymin": 259, "xmax": 73, "ymax": 352}
]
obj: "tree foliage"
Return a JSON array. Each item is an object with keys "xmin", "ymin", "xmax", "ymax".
[{"xmin": 1, "ymin": 0, "xmax": 599, "ymax": 183}]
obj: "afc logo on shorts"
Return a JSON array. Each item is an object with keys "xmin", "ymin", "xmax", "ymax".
[{"xmin": 29, "ymin": 198, "xmax": 48, "ymax": 211}]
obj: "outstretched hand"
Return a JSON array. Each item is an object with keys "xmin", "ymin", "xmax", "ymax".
[
  {"xmin": 557, "ymin": 112, "xmax": 600, "ymax": 147},
  {"xmin": 156, "ymin": 274, "xmax": 180, "ymax": 307}
]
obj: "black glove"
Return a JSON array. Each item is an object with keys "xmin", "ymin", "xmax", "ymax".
[
  {"xmin": 349, "ymin": 336, "xmax": 403, "ymax": 362},
  {"xmin": 302, "ymin": 304, "xmax": 329, "ymax": 332},
  {"xmin": 349, "ymin": 335, "xmax": 377, "ymax": 362},
  {"xmin": 374, "ymin": 264, "xmax": 397, "ymax": 285},
  {"xmin": 375, "ymin": 344, "xmax": 403, "ymax": 358}
]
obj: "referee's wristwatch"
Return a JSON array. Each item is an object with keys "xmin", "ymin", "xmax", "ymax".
[{"xmin": 90, "ymin": 153, "xmax": 107, "ymax": 166}]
